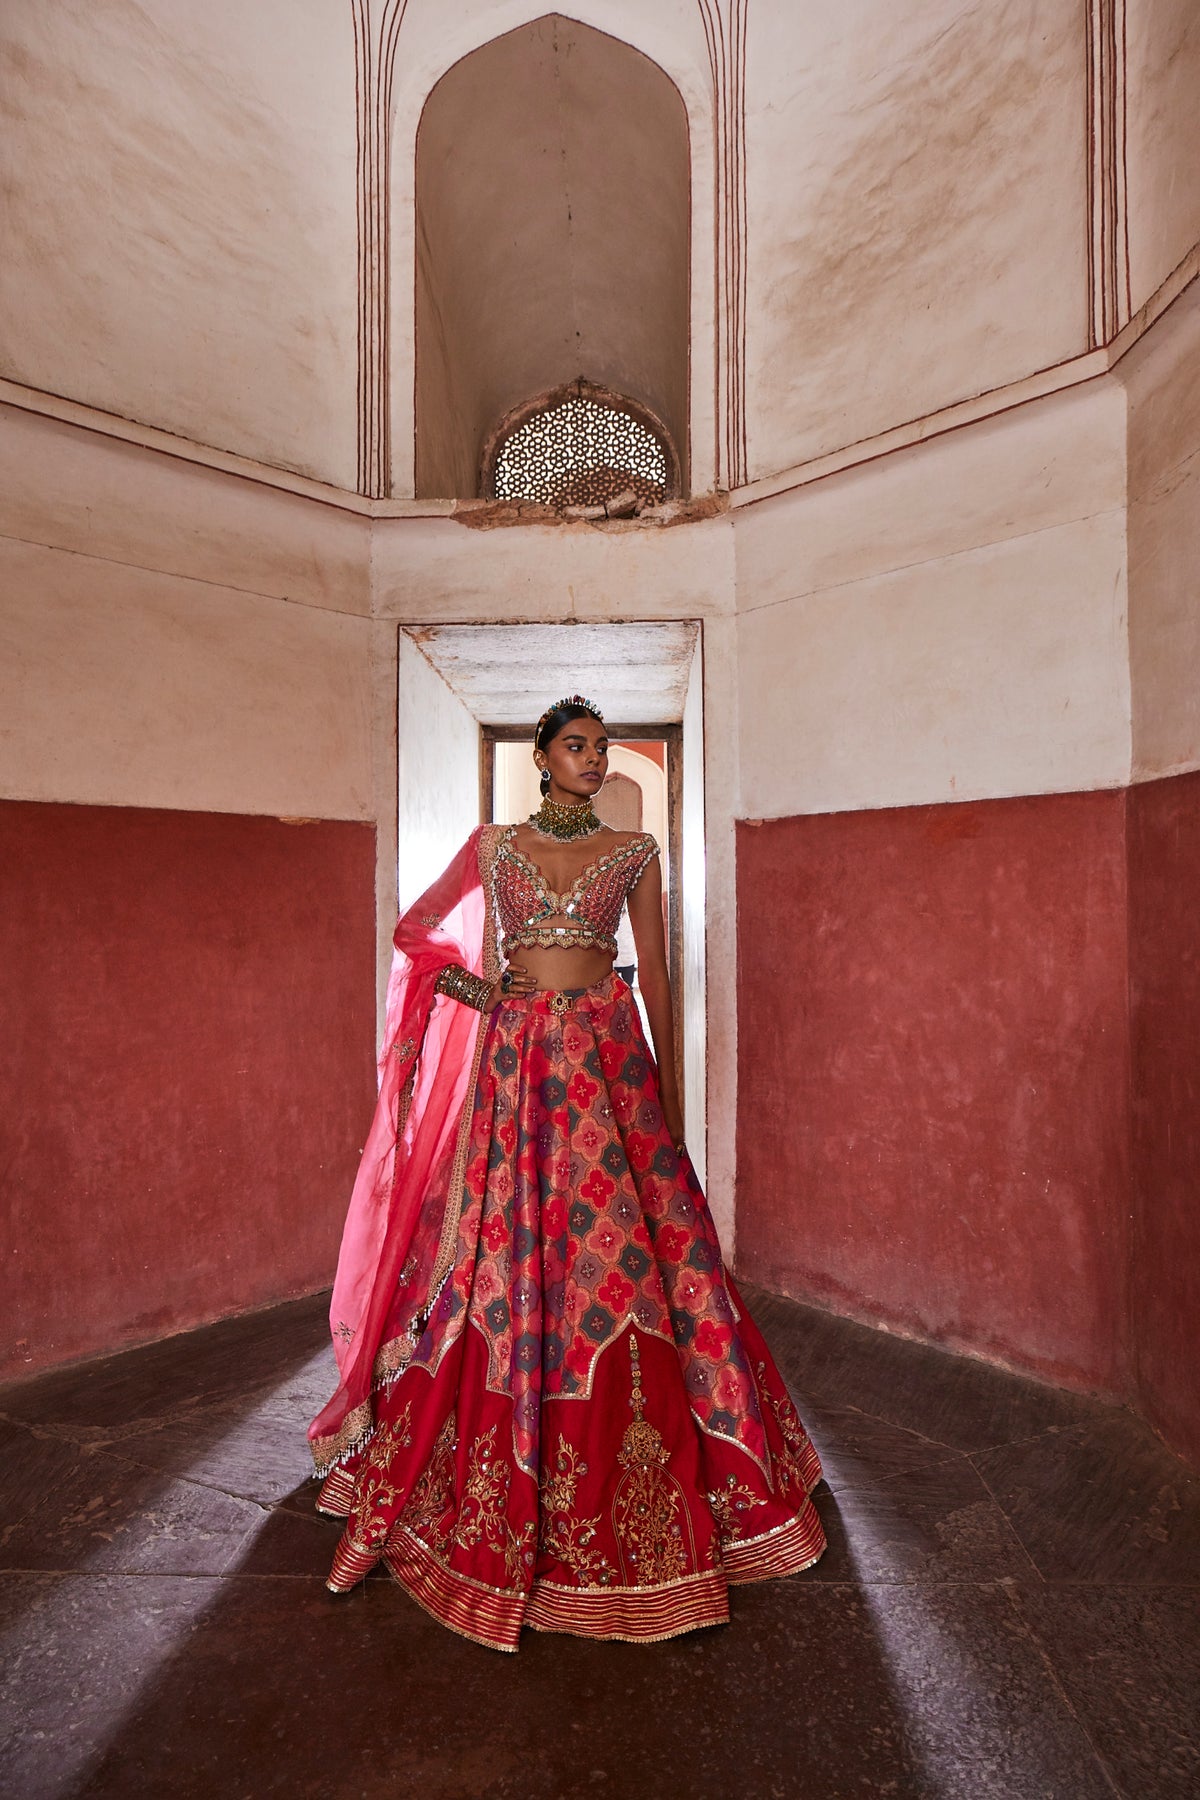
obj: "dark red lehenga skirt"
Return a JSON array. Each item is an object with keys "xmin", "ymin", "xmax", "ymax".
[{"xmin": 316, "ymin": 974, "xmax": 825, "ymax": 1650}]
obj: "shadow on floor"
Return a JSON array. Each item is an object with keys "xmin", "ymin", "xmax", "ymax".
[{"xmin": 1, "ymin": 1287, "xmax": 1197, "ymax": 1799}]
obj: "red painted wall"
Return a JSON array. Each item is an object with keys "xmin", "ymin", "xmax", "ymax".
[
  {"xmin": 735, "ymin": 792, "xmax": 1131, "ymax": 1394},
  {"xmin": 1128, "ymin": 771, "xmax": 1200, "ymax": 1466},
  {"xmin": 1, "ymin": 801, "xmax": 376, "ymax": 1380}
]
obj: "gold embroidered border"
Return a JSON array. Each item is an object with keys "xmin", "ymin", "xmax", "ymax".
[
  {"xmin": 477, "ymin": 823, "xmax": 505, "ymax": 985},
  {"xmin": 721, "ymin": 1499, "xmax": 826, "ymax": 1584},
  {"xmin": 427, "ymin": 824, "xmax": 505, "ymax": 1299},
  {"xmin": 315, "ymin": 1464, "xmax": 357, "ymax": 1518},
  {"xmin": 384, "ymin": 1528, "xmax": 525, "ymax": 1651},
  {"xmin": 326, "ymin": 1532, "xmax": 383, "ymax": 1592},
  {"xmin": 309, "ymin": 1398, "xmax": 375, "ymax": 1477},
  {"xmin": 382, "ymin": 1525, "xmax": 731, "ymax": 1653},
  {"xmin": 525, "ymin": 1567, "xmax": 729, "ymax": 1644},
  {"xmin": 427, "ymin": 1014, "xmax": 491, "ymax": 1298}
]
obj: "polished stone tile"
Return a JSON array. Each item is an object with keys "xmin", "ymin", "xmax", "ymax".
[
  {"xmin": 802, "ymin": 1399, "xmax": 968, "ymax": 1491},
  {"xmin": 1012, "ymin": 1585, "xmax": 1200, "ymax": 1800},
  {"xmin": 0, "ymin": 1572, "xmax": 225, "ymax": 1800},
  {"xmin": 745, "ymin": 1282, "xmax": 1113, "ymax": 1455},
  {"xmin": 811, "ymin": 1462, "xmax": 1040, "ymax": 1585},
  {"xmin": 113, "ymin": 1384, "xmax": 325, "ymax": 1508},
  {"xmin": 0, "ymin": 1574, "xmax": 1115, "ymax": 1800},
  {"xmin": 0, "ymin": 1421, "xmax": 264, "ymax": 1577},
  {"xmin": 0, "ymin": 1419, "xmax": 87, "ymax": 1541},
  {"xmin": 232, "ymin": 1501, "xmax": 337, "ymax": 1578},
  {"xmin": 3, "ymin": 1287, "xmax": 1198, "ymax": 1800},
  {"xmin": 0, "ymin": 1293, "xmax": 331, "ymax": 1436},
  {"xmin": 973, "ymin": 1413, "xmax": 1200, "ymax": 1583}
]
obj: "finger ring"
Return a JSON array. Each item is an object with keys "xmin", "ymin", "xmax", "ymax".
[{"xmin": 501, "ymin": 970, "xmax": 513, "ymax": 993}]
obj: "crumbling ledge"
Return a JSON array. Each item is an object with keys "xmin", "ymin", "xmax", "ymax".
[{"xmin": 451, "ymin": 492, "xmax": 729, "ymax": 530}]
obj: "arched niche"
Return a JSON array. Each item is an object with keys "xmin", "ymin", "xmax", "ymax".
[{"xmin": 414, "ymin": 13, "xmax": 690, "ymax": 500}]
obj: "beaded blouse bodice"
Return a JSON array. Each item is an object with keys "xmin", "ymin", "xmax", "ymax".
[{"xmin": 493, "ymin": 828, "xmax": 659, "ymax": 958}]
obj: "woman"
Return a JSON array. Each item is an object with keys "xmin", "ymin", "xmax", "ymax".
[{"xmin": 309, "ymin": 697, "xmax": 826, "ymax": 1650}]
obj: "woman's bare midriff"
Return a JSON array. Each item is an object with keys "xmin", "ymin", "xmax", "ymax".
[{"xmin": 512, "ymin": 942, "xmax": 616, "ymax": 992}]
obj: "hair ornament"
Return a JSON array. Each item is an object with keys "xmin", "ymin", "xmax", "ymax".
[{"xmin": 534, "ymin": 694, "xmax": 605, "ymax": 742}]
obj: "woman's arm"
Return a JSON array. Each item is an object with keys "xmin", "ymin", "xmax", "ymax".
[{"xmin": 625, "ymin": 852, "xmax": 685, "ymax": 1152}]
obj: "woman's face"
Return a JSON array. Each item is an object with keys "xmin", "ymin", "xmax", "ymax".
[{"xmin": 537, "ymin": 714, "xmax": 609, "ymax": 803}]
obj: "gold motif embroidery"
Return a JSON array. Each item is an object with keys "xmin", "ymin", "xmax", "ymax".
[
  {"xmin": 334, "ymin": 1320, "xmax": 354, "ymax": 1343},
  {"xmin": 402, "ymin": 1411, "xmax": 536, "ymax": 1591},
  {"xmin": 706, "ymin": 1472, "xmax": 767, "ymax": 1541},
  {"xmin": 449, "ymin": 1424, "xmax": 536, "ymax": 1587},
  {"xmin": 420, "ymin": 913, "xmax": 441, "ymax": 927},
  {"xmin": 391, "ymin": 1035, "xmax": 417, "ymax": 1060},
  {"xmin": 350, "ymin": 1406, "xmax": 414, "ymax": 1550},
  {"xmin": 401, "ymin": 1413, "xmax": 458, "ymax": 1547},
  {"xmin": 539, "ymin": 1438, "xmax": 617, "ymax": 1587},
  {"xmin": 757, "ymin": 1362, "xmax": 815, "ymax": 1494},
  {"xmin": 612, "ymin": 1333, "xmax": 692, "ymax": 1586}
]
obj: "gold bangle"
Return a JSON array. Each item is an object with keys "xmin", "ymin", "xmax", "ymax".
[{"xmin": 434, "ymin": 963, "xmax": 494, "ymax": 1012}]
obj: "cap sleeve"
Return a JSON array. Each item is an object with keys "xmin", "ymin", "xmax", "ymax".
[{"xmin": 627, "ymin": 832, "xmax": 660, "ymax": 890}]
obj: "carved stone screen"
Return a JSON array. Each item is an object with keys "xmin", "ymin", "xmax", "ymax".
[{"xmin": 492, "ymin": 396, "xmax": 669, "ymax": 507}]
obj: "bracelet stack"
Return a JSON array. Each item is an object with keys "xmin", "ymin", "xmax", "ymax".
[{"xmin": 434, "ymin": 963, "xmax": 494, "ymax": 1012}]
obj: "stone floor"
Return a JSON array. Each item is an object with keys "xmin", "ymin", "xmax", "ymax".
[{"xmin": 1, "ymin": 1286, "xmax": 1198, "ymax": 1800}]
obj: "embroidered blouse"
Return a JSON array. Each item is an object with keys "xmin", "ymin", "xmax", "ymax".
[{"xmin": 493, "ymin": 827, "xmax": 659, "ymax": 958}]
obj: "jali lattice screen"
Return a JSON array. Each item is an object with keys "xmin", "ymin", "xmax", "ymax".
[{"xmin": 492, "ymin": 397, "xmax": 669, "ymax": 507}]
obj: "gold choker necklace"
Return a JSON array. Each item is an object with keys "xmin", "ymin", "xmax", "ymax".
[{"xmin": 529, "ymin": 796, "xmax": 602, "ymax": 841}]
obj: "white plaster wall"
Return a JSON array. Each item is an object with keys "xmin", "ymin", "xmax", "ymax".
[
  {"xmin": 735, "ymin": 380, "xmax": 1132, "ymax": 818},
  {"xmin": 745, "ymin": 0, "xmax": 1088, "ymax": 481},
  {"xmin": 681, "ymin": 641, "xmax": 708, "ymax": 1195},
  {"xmin": 372, "ymin": 513, "xmax": 735, "ymax": 624},
  {"xmin": 0, "ymin": 403, "xmax": 373, "ymax": 821},
  {"xmin": 0, "ymin": 537, "xmax": 373, "ymax": 821},
  {"xmin": 694, "ymin": 611, "xmax": 739, "ymax": 1253},
  {"xmin": 1126, "ymin": 0, "xmax": 1200, "ymax": 312},
  {"xmin": 1120, "ymin": 280, "xmax": 1200, "ymax": 780},
  {"xmin": 0, "ymin": 0, "xmax": 357, "ymax": 487},
  {"xmin": 0, "ymin": 405, "xmax": 371, "ymax": 616},
  {"xmin": 395, "ymin": 632, "xmax": 481, "ymax": 910}
]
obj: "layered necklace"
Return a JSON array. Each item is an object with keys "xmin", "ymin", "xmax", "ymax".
[{"xmin": 529, "ymin": 794, "xmax": 603, "ymax": 841}]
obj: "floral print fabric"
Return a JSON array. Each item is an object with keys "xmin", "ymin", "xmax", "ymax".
[{"xmin": 410, "ymin": 976, "xmax": 763, "ymax": 1479}]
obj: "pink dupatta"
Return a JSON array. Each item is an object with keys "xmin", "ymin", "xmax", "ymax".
[{"xmin": 308, "ymin": 826, "xmax": 500, "ymax": 1473}]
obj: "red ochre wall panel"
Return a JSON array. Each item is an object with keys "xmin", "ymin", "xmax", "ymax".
[
  {"xmin": 1, "ymin": 800, "xmax": 376, "ymax": 1381},
  {"xmin": 735, "ymin": 791, "xmax": 1131, "ymax": 1395},
  {"xmin": 1128, "ymin": 771, "xmax": 1200, "ymax": 1466}
]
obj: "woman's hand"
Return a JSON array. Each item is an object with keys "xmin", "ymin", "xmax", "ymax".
[{"xmin": 487, "ymin": 961, "xmax": 536, "ymax": 1009}]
